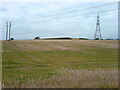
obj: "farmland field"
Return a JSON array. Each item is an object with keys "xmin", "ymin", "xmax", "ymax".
[{"xmin": 2, "ymin": 40, "xmax": 118, "ymax": 88}]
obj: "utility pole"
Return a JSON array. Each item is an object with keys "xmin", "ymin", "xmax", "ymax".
[
  {"xmin": 8, "ymin": 21, "xmax": 13, "ymax": 41},
  {"xmin": 94, "ymin": 14, "xmax": 102, "ymax": 40},
  {"xmin": 5, "ymin": 20, "xmax": 8, "ymax": 41}
]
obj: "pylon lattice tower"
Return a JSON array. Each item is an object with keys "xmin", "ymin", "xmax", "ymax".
[
  {"xmin": 5, "ymin": 20, "xmax": 13, "ymax": 41},
  {"xmin": 94, "ymin": 14, "xmax": 102, "ymax": 40}
]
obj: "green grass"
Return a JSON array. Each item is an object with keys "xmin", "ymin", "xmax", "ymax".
[
  {"xmin": 2, "ymin": 40, "xmax": 118, "ymax": 88},
  {"xmin": 35, "ymin": 64, "xmax": 49, "ymax": 67}
]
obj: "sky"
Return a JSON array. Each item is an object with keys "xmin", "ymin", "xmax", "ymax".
[{"xmin": 0, "ymin": 1, "xmax": 118, "ymax": 40}]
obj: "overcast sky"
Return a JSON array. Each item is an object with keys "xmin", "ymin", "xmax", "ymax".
[{"xmin": 0, "ymin": 2, "xmax": 118, "ymax": 40}]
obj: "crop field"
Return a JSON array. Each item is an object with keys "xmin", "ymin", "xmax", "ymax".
[{"xmin": 2, "ymin": 40, "xmax": 118, "ymax": 88}]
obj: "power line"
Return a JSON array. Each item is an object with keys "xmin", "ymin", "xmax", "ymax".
[
  {"xmin": 48, "ymin": 2, "xmax": 95, "ymax": 13},
  {"xmin": 53, "ymin": 8, "xmax": 118, "ymax": 21},
  {"xmin": 37, "ymin": 2, "xmax": 116, "ymax": 18},
  {"xmin": 16, "ymin": 2, "xmax": 117, "ymax": 23},
  {"xmin": 16, "ymin": 2, "xmax": 95, "ymax": 22},
  {"xmin": 20, "ymin": 8, "xmax": 118, "ymax": 24},
  {"xmin": 51, "ymin": 10, "xmax": 118, "ymax": 24}
]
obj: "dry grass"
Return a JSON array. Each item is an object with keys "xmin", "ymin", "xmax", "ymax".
[
  {"xmin": 8, "ymin": 68, "xmax": 118, "ymax": 88},
  {"xmin": 48, "ymin": 68, "xmax": 118, "ymax": 88},
  {"xmin": 7, "ymin": 40, "xmax": 118, "ymax": 52},
  {"xmin": 2, "ymin": 40, "xmax": 118, "ymax": 88}
]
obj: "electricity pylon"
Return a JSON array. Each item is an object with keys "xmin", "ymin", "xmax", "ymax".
[
  {"xmin": 94, "ymin": 14, "xmax": 102, "ymax": 40},
  {"xmin": 5, "ymin": 21, "xmax": 13, "ymax": 41},
  {"xmin": 5, "ymin": 20, "xmax": 8, "ymax": 41},
  {"xmin": 8, "ymin": 21, "xmax": 13, "ymax": 40}
]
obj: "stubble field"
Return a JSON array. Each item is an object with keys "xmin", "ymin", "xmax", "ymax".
[{"xmin": 2, "ymin": 40, "xmax": 118, "ymax": 88}]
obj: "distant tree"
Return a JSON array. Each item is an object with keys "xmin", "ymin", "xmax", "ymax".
[
  {"xmin": 79, "ymin": 38, "xmax": 89, "ymax": 40},
  {"xmin": 95, "ymin": 38, "xmax": 99, "ymax": 40},
  {"xmin": 105, "ymin": 38, "xmax": 113, "ymax": 40},
  {"xmin": 34, "ymin": 36, "xmax": 40, "ymax": 39},
  {"xmin": 10, "ymin": 38, "xmax": 14, "ymax": 40}
]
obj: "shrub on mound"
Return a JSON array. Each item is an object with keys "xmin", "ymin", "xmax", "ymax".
[
  {"xmin": 34, "ymin": 36, "xmax": 40, "ymax": 39},
  {"xmin": 10, "ymin": 38, "xmax": 14, "ymax": 40}
]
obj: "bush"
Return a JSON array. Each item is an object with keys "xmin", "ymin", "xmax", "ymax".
[
  {"xmin": 34, "ymin": 36, "xmax": 40, "ymax": 39},
  {"xmin": 10, "ymin": 38, "xmax": 14, "ymax": 40},
  {"xmin": 95, "ymin": 38, "xmax": 99, "ymax": 40}
]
